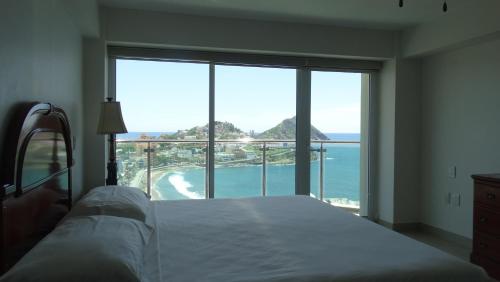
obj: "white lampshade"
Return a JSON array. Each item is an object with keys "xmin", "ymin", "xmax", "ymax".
[{"xmin": 97, "ymin": 100, "xmax": 128, "ymax": 134}]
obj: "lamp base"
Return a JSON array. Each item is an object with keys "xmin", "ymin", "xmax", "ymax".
[
  {"xmin": 106, "ymin": 161, "xmax": 118, "ymax": 186},
  {"xmin": 106, "ymin": 133, "xmax": 118, "ymax": 186}
]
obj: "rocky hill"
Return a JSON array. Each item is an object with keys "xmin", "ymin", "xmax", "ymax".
[
  {"xmin": 157, "ymin": 117, "xmax": 329, "ymax": 140},
  {"xmin": 159, "ymin": 121, "xmax": 244, "ymax": 140},
  {"xmin": 257, "ymin": 116, "xmax": 329, "ymax": 140}
]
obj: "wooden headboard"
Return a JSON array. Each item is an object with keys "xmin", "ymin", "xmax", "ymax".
[{"xmin": 0, "ymin": 102, "xmax": 73, "ymax": 274}]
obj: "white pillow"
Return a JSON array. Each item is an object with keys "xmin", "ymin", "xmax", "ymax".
[
  {"xmin": 0, "ymin": 215, "xmax": 152, "ymax": 282},
  {"xmin": 70, "ymin": 185, "xmax": 151, "ymax": 223}
]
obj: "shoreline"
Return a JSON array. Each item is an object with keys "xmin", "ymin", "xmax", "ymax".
[
  {"xmin": 150, "ymin": 165, "xmax": 202, "ymax": 200},
  {"xmin": 144, "ymin": 164, "xmax": 360, "ymax": 207}
]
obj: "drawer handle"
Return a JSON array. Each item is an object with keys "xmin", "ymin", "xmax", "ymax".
[
  {"xmin": 480, "ymin": 216, "xmax": 488, "ymax": 223},
  {"xmin": 486, "ymin": 193, "xmax": 496, "ymax": 200}
]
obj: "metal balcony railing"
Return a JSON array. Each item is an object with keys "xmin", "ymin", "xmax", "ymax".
[{"xmin": 115, "ymin": 139, "xmax": 360, "ymax": 208}]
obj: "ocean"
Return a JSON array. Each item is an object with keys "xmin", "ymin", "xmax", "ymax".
[
  {"xmin": 119, "ymin": 132, "xmax": 361, "ymax": 206},
  {"xmin": 155, "ymin": 140, "xmax": 360, "ymax": 206}
]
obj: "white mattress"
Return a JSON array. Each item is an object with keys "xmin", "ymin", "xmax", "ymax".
[{"xmin": 143, "ymin": 196, "xmax": 490, "ymax": 282}]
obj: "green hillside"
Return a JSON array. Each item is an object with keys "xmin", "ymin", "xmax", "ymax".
[{"xmin": 257, "ymin": 116, "xmax": 329, "ymax": 140}]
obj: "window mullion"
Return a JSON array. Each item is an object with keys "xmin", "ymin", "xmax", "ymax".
[
  {"xmin": 295, "ymin": 68, "xmax": 311, "ymax": 196},
  {"xmin": 208, "ymin": 63, "xmax": 215, "ymax": 198}
]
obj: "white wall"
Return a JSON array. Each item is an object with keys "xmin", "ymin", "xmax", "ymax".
[
  {"xmin": 82, "ymin": 38, "xmax": 107, "ymax": 192},
  {"xmin": 393, "ymin": 58, "xmax": 421, "ymax": 224},
  {"xmin": 102, "ymin": 7, "xmax": 396, "ymax": 60},
  {"xmin": 62, "ymin": 0, "xmax": 100, "ymax": 38},
  {"xmin": 0, "ymin": 0, "xmax": 85, "ymax": 199},
  {"xmin": 396, "ymin": 1, "xmax": 500, "ymax": 235},
  {"xmin": 375, "ymin": 57, "xmax": 421, "ymax": 225},
  {"xmin": 360, "ymin": 74, "xmax": 370, "ymax": 217},
  {"xmin": 420, "ymin": 38, "xmax": 500, "ymax": 238},
  {"xmin": 376, "ymin": 60, "xmax": 396, "ymax": 223},
  {"xmin": 401, "ymin": 1, "xmax": 500, "ymax": 57}
]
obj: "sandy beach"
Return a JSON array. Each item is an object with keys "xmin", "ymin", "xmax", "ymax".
[{"xmin": 151, "ymin": 167, "xmax": 169, "ymax": 200}]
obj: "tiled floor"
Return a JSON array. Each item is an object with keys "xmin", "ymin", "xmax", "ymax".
[
  {"xmin": 399, "ymin": 229, "xmax": 471, "ymax": 261},
  {"xmin": 398, "ymin": 229, "xmax": 498, "ymax": 281}
]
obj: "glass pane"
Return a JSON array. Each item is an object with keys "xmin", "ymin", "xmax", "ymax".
[
  {"xmin": 116, "ymin": 141, "xmax": 148, "ymax": 194},
  {"xmin": 311, "ymin": 71, "xmax": 361, "ymax": 212},
  {"xmin": 215, "ymin": 66, "xmax": 296, "ymax": 198},
  {"xmin": 265, "ymin": 142, "xmax": 296, "ymax": 196},
  {"xmin": 214, "ymin": 141, "xmax": 263, "ymax": 198},
  {"xmin": 149, "ymin": 142, "xmax": 207, "ymax": 200},
  {"xmin": 310, "ymin": 142, "xmax": 321, "ymax": 199},
  {"xmin": 323, "ymin": 143, "xmax": 360, "ymax": 208},
  {"xmin": 22, "ymin": 132, "xmax": 67, "ymax": 188},
  {"xmin": 214, "ymin": 65, "xmax": 296, "ymax": 198},
  {"xmin": 116, "ymin": 60, "xmax": 209, "ymax": 199}
]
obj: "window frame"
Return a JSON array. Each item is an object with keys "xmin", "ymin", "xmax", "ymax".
[{"xmin": 108, "ymin": 46, "xmax": 377, "ymax": 217}]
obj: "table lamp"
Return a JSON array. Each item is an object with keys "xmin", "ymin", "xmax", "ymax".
[{"xmin": 97, "ymin": 97, "xmax": 127, "ymax": 185}]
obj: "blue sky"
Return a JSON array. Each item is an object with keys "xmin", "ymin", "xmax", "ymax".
[{"xmin": 117, "ymin": 59, "xmax": 361, "ymax": 133}]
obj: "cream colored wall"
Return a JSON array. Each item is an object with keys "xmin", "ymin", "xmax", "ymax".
[
  {"xmin": 0, "ymin": 0, "xmax": 85, "ymax": 199},
  {"xmin": 102, "ymin": 7, "xmax": 396, "ymax": 60},
  {"xmin": 376, "ymin": 60, "xmax": 396, "ymax": 223},
  {"xmin": 420, "ymin": 38, "xmax": 500, "ymax": 238},
  {"xmin": 401, "ymin": 1, "xmax": 500, "ymax": 57},
  {"xmin": 374, "ymin": 57, "xmax": 421, "ymax": 225},
  {"xmin": 82, "ymin": 38, "xmax": 107, "ymax": 193},
  {"xmin": 393, "ymin": 58, "xmax": 421, "ymax": 224},
  {"xmin": 360, "ymin": 74, "xmax": 370, "ymax": 217}
]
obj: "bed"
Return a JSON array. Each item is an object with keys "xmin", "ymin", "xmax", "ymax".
[
  {"xmin": 0, "ymin": 103, "xmax": 492, "ymax": 282},
  {"xmin": 142, "ymin": 196, "xmax": 491, "ymax": 282}
]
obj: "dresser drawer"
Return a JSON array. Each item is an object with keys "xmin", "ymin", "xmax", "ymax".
[
  {"xmin": 474, "ymin": 207, "xmax": 500, "ymax": 236},
  {"xmin": 473, "ymin": 232, "xmax": 500, "ymax": 259},
  {"xmin": 471, "ymin": 254, "xmax": 500, "ymax": 280},
  {"xmin": 475, "ymin": 182, "xmax": 500, "ymax": 209}
]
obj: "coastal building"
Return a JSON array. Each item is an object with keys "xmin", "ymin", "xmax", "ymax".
[
  {"xmin": 215, "ymin": 152, "xmax": 235, "ymax": 161},
  {"xmin": 245, "ymin": 152, "xmax": 257, "ymax": 160},
  {"xmin": 177, "ymin": 149, "xmax": 193, "ymax": 159}
]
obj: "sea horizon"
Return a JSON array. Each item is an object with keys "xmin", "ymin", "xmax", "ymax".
[{"xmin": 118, "ymin": 132, "xmax": 361, "ymax": 141}]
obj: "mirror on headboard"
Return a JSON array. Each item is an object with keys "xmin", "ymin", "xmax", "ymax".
[
  {"xmin": 21, "ymin": 131, "xmax": 68, "ymax": 190},
  {"xmin": 1, "ymin": 102, "xmax": 73, "ymax": 274}
]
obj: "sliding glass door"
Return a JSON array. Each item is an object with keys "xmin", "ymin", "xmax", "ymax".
[
  {"xmin": 115, "ymin": 60, "xmax": 209, "ymax": 200},
  {"xmin": 310, "ymin": 71, "xmax": 362, "ymax": 213},
  {"xmin": 112, "ymin": 56, "xmax": 371, "ymax": 215},
  {"xmin": 214, "ymin": 65, "xmax": 296, "ymax": 198}
]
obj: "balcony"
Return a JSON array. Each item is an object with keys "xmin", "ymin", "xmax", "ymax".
[{"xmin": 116, "ymin": 139, "xmax": 360, "ymax": 212}]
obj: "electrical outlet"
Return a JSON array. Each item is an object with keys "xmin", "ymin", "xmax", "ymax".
[
  {"xmin": 446, "ymin": 192, "xmax": 461, "ymax": 207},
  {"xmin": 451, "ymin": 193, "xmax": 461, "ymax": 207},
  {"xmin": 448, "ymin": 166, "xmax": 456, "ymax": 179}
]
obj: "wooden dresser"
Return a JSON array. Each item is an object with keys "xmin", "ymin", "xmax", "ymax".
[{"xmin": 471, "ymin": 174, "xmax": 500, "ymax": 280}]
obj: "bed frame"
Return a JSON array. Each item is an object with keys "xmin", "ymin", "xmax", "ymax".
[{"xmin": 0, "ymin": 102, "xmax": 73, "ymax": 274}]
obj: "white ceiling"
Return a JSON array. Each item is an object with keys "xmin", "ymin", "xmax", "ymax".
[{"xmin": 98, "ymin": 0, "xmax": 486, "ymax": 30}]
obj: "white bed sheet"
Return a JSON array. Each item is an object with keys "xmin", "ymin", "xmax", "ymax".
[{"xmin": 143, "ymin": 196, "xmax": 490, "ymax": 282}]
